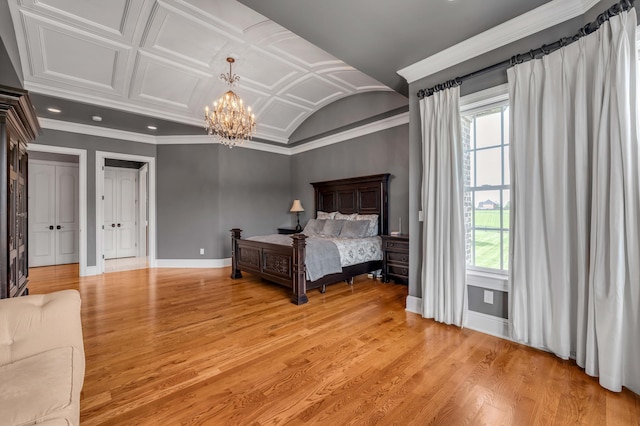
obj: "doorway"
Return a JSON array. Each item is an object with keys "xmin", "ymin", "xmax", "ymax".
[
  {"xmin": 28, "ymin": 159, "xmax": 79, "ymax": 267},
  {"xmin": 28, "ymin": 144, "xmax": 88, "ymax": 276},
  {"xmin": 96, "ymin": 151, "xmax": 156, "ymax": 274}
]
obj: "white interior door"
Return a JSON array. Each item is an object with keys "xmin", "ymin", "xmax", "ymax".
[
  {"xmin": 104, "ymin": 167, "xmax": 138, "ymax": 259},
  {"xmin": 28, "ymin": 163, "xmax": 56, "ymax": 267},
  {"xmin": 116, "ymin": 169, "xmax": 137, "ymax": 258},
  {"xmin": 103, "ymin": 168, "xmax": 117, "ymax": 259},
  {"xmin": 55, "ymin": 165, "xmax": 80, "ymax": 264},
  {"xmin": 28, "ymin": 162, "xmax": 79, "ymax": 267}
]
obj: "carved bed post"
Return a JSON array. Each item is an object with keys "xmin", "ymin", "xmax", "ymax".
[
  {"xmin": 291, "ymin": 233, "xmax": 308, "ymax": 305},
  {"xmin": 230, "ymin": 228, "xmax": 243, "ymax": 279}
]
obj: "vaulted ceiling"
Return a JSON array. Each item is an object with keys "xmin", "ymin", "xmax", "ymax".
[
  {"xmin": 4, "ymin": 0, "xmax": 603, "ymax": 144},
  {"xmin": 7, "ymin": 0, "xmax": 393, "ymax": 143}
]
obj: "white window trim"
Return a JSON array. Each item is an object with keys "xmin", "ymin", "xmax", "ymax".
[{"xmin": 461, "ymin": 83, "xmax": 510, "ymax": 279}]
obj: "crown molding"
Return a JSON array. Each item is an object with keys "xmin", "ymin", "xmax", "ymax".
[
  {"xmin": 289, "ymin": 112, "xmax": 409, "ymax": 155},
  {"xmin": 397, "ymin": 0, "xmax": 600, "ymax": 84},
  {"xmin": 39, "ymin": 111, "xmax": 408, "ymax": 156},
  {"xmin": 155, "ymin": 134, "xmax": 291, "ymax": 155},
  {"xmin": 39, "ymin": 117, "xmax": 157, "ymax": 144}
]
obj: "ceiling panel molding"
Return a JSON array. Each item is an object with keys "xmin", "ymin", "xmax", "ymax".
[
  {"xmin": 130, "ymin": 55, "xmax": 203, "ymax": 109},
  {"xmin": 173, "ymin": 0, "xmax": 266, "ymax": 35},
  {"xmin": 282, "ymin": 74, "xmax": 346, "ymax": 107},
  {"xmin": 9, "ymin": 0, "xmax": 394, "ymax": 143},
  {"xmin": 323, "ymin": 68, "xmax": 392, "ymax": 92},
  {"xmin": 18, "ymin": 0, "xmax": 145, "ymax": 41},
  {"xmin": 269, "ymin": 34, "xmax": 342, "ymax": 69},
  {"xmin": 257, "ymin": 96, "xmax": 311, "ymax": 133},
  {"xmin": 20, "ymin": 14, "xmax": 131, "ymax": 94},
  {"xmin": 397, "ymin": 0, "xmax": 600, "ymax": 84}
]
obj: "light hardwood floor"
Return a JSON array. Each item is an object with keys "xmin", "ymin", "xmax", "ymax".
[{"xmin": 28, "ymin": 264, "xmax": 640, "ymax": 425}]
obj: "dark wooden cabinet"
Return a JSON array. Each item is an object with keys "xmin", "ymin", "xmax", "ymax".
[
  {"xmin": 382, "ymin": 234, "xmax": 409, "ymax": 285},
  {"xmin": 1, "ymin": 86, "xmax": 39, "ymax": 299}
]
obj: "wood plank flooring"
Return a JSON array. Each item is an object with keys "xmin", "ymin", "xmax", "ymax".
[{"xmin": 28, "ymin": 264, "xmax": 640, "ymax": 425}]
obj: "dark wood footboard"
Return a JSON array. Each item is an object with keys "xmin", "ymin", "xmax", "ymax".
[
  {"xmin": 230, "ymin": 229, "xmax": 383, "ymax": 305},
  {"xmin": 231, "ymin": 229, "xmax": 309, "ymax": 304}
]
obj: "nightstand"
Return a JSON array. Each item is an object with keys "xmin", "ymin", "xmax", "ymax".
[
  {"xmin": 381, "ymin": 235, "xmax": 409, "ymax": 285},
  {"xmin": 277, "ymin": 227, "xmax": 299, "ymax": 235}
]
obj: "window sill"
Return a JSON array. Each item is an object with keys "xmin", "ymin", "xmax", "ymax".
[{"xmin": 466, "ymin": 269, "xmax": 508, "ymax": 292}]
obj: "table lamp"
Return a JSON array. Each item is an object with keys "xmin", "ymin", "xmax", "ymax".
[{"xmin": 290, "ymin": 199, "xmax": 304, "ymax": 231}]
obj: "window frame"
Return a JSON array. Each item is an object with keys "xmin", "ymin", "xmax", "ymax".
[{"xmin": 460, "ymin": 84, "xmax": 510, "ymax": 276}]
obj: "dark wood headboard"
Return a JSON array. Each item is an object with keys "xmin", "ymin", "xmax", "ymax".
[{"xmin": 311, "ymin": 174, "xmax": 390, "ymax": 236}]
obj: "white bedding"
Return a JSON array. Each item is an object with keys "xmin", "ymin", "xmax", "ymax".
[
  {"xmin": 246, "ymin": 234, "xmax": 382, "ymax": 268},
  {"xmin": 321, "ymin": 236, "xmax": 383, "ymax": 267}
]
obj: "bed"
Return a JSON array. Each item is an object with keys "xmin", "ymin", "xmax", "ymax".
[{"xmin": 230, "ymin": 174, "xmax": 390, "ymax": 304}]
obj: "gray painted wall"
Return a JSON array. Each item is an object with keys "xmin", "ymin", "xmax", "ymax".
[
  {"xmin": 467, "ymin": 286, "xmax": 508, "ymax": 319},
  {"xmin": 291, "ymin": 124, "xmax": 409, "ymax": 233},
  {"xmin": 406, "ymin": 1, "xmax": 636, "ymax": 317},
  {"xmin": 0, "ymin": 1, "xmax": 23, "ymax": 88},
  {"xmin": 217, "ymin": 147, "xmax": 291, "ymax": 256},
  {"xmin": 156, "ymin": 144, "xmax": 291, "ymax": 260},
  {"xmin": 289, "ymin": 91, "xmax": 408, "ymax": 144},
  {"xmin": 33, "ymin": 129, "xmax": 156, "ymax": 266},
  {"xmin": 157, "ymin": 144, "xmax": 220, "ymax": 259}
]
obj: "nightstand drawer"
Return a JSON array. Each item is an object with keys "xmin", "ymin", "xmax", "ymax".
[
  {"xmin": 383, "ymin": 240, "xmax": 409, "ymax": 252},
  {"xmin": 387, "ymin": 264, "xmax": 409, "ymax": 279},
  {"xmin": 386, "ymin": 251, "xmax": 409, "ymax": 264}
]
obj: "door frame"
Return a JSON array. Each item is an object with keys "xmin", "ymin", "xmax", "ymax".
[
  {"xmin": 138, "ymin": 163, "xmax": 148, "ymax": 258},
  {"xmin": 95, "ymin": 151, "xmax": 156, "ymax": 274},
  {"xmin": 28, "ymin": 144, "xmax": 88, "ymax": 276}
]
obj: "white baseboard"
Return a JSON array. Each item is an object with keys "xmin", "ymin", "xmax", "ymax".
[
  {"xmin": 405, "ymin": 295, "xmax": 423, "ymax": 314},
  {"xmin": 155, "ymin": 258, "xmax": 232, "ymax": 268},
  {"xmin": 464, "ymin": 310, "xmax": 510, "ymax": 340},
  {"xmin": 83, "ymin": 266, "xmax": 99, "ymax": 276}
]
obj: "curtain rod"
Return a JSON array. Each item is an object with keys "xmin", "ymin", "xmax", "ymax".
[{"xmin": 417, "ymin": 0, "xmax": 636, "ymax": 99}]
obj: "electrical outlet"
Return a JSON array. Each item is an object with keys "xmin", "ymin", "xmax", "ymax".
[
  {"xmin": 418, "ymin": 210, "xmax": 424, "ymax": 222},
  {"xmin": 199, "ymin": 248, "xmax": 204, "ymax": 255},
  {"xmin": 483, "ymin": 290, "xmax": 494, "ymax": 304}
]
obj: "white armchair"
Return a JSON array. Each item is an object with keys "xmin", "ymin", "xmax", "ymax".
[{"xmin": 0, "ymin": 290, "xmax": 85, "ymax": 426}]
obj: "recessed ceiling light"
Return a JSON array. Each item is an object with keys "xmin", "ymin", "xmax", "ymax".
[
  {"xmin": 92, "ymin": 115, "xmax": 102, "ymax": 122},
  {"xmin": 147, "ymin": 125, "xmax": 157, "ymax": 130},
  {"xmin": 47, "ymin": 107, "xmax": 61, "ymax": 113}
]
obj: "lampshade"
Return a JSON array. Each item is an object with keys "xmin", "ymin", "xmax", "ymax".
[{"xmin": 290, "ymin": 199, "xmax": 304, "ymax": 212}]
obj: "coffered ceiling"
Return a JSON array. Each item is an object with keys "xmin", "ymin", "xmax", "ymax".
[
  {"xmin": 5, "ymin": 0, "xmax": 607, "ymax": 145},
  {"xmin": 7, "ymin": 0, "xmax": 393, "ymax": 143}
]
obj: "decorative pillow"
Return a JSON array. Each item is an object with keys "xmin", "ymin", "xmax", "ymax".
[
  {"xmin": 303, "ymin": 219, "xmax": 325, "ymax": 235},
  {"xmin": 320, "ymin": 219, "xmax": 346, "ymax": 237},
  {"xmin": 317, "ymin": 211, "xmax": 336, "ymax": 220},
  {"xmin": 335, "ymin": 212, "xmax": 357, "ymax": 221},
  {"xmin": 355, "ymin": 214, "xmax": 379, "ymax": 237},
  {"xmin": 339, "ymin": 220, "xmax": 370, "ymax": 238}
]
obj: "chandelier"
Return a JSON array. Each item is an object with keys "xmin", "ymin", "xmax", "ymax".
[{"xmin": 204, "ymin": 57, "xmax": 256, "ymax": 148}]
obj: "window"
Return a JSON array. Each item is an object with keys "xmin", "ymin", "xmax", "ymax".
[{"xmin": 462, "ymin": 103, "xmax": 510, "ymax": 272}]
